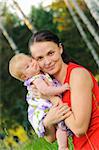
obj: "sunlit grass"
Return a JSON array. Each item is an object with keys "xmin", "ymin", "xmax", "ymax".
[
  {"xmin": 0, "ymin": 125, "xmax": 74, "ymax": 150},
  {"xmin": 16, "ymin": 138, "xmax": 58, "ymax": 150}
]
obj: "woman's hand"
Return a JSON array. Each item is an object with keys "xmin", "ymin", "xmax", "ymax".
[{"xmin": 43, "ymin": 103, "xmax": 72, "ymax": 128}]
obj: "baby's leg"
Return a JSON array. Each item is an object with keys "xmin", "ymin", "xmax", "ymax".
[{"xmin": 56, "ymin": 127, "xmax": 69, "ymax": 150}]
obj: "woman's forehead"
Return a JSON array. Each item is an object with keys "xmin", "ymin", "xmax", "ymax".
[{"xmin": 31, "ymin": 41, "xmax": 58, "ymax": 57}]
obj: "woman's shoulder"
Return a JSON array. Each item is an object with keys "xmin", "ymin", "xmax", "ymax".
[
  {"xmin": 70, "ymin": 67, "xmax": 93, "ymax": 88},
  {"xmin": 71, "ymin": 67, "xmax": 90, "ymax": 76}
]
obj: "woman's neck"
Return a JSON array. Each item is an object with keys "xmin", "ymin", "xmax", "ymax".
[{"xmin": 54, "ymin": 63, "xmax": 68, "ymax": 84}]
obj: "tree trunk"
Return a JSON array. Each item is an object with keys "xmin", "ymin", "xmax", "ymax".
[
  {"xmin": 0, "ymin": 22, "xmax": 19, "ymax": 54},
  {"xmin": 84, "ymin": 0, "xmax": 99, "ymax": 26},
  {"xmin": 71, "ymin": 0, "xmax": 99, "ymax": 46},
  {"xmin": 64, "ymin": 0, "xmax": 99, "ymax": 68}
]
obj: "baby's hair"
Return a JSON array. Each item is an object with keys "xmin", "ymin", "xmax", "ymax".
[{"xmin": 9, "ymin": 53, "xmax": 28, "ymax": 81}]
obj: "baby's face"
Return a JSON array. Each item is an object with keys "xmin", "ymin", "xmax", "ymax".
[{"xmin": 21, "ymin": 56, "xmax": 40, "ymax": 79}]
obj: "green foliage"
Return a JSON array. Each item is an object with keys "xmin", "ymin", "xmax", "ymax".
[
  {"xmin": 0, "ymin": 6, "xmax": 30, "ymax": 129},
  {"xmin": 0, "ymin": 126, "xmax": 58, "ymax": 150},
  {"xmin": 0, "ymin": 127, "xmax": 74, "ymax": 150},
  {"xmin": 10, "ymin": 25, "xmax": 32, "ymax": 53},
  {"xmin": 0, "ymin": 42, "xmax": 28, "ymax": 129},
  {"xmin": 0, "ymin": 1, "xmax": 20, "ymax": 30},
  {"xmin": 29, "ymin": 6, "xmax": 58, "ymax": 33}
]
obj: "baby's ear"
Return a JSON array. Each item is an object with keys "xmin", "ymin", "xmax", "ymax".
[{"xmin": 21, "ymin": 74, "xmax": 27, "ymax": 80}]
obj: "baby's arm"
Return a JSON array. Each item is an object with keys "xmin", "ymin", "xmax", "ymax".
[
  {"xmin": 30, "ymin": 83, "xmax": 62, "ymax": 105},
  {"xmin": 56, "ymin": 128, "xmax": 68, "ymax": 150},
  {"xmin": 33, "ymin": 77, "xmax": 69, "ymax": 96}
]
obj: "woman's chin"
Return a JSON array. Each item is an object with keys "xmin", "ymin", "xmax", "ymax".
[{"xmin": 45, "ymin": 68, "xmax": 57, "ymax": 75}]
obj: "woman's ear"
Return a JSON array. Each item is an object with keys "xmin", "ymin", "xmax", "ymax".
[{"xmin": 59, "ymin": 43, "xmax": 63, "ymax": 54}]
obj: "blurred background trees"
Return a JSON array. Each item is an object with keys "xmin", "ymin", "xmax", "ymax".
[{"xmin": 0, "ymin": 0, "xmax": 99, "ymax": 133}]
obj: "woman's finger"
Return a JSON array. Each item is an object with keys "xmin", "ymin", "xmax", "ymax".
[
  {"xmin": 59, "ymin": 107, "xmax": 71, "ymax": 115},
  {"xmin": 61, "ymin": 111, "xmax": 72, "ymax": 120},
  {"xmin": 58, "ymin": 103, "xmax": 69, "ymax": 111}
]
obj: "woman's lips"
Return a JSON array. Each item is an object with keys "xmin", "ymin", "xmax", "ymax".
[{"xmin": 45, "ymin": 65, "xmax": 55, "ymax": 71}]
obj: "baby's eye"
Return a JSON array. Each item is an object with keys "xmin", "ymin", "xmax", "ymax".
[
  {"xmin": 26, "ymin": 65, "xmax": 29, "ymax": 69},
  {"xmin": 48, "ymin": 51, "xmax": 54, "ymax": 55}
]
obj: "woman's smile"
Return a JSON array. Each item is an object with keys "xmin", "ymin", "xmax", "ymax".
[{"xmin": 45, "ymin": 64, "xmax": 55, "ymax": 70}]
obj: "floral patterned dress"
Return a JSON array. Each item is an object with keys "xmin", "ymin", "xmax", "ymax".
[{"xmin": 24, "ymin": 73, "xmax": 72, "ymax": 137}]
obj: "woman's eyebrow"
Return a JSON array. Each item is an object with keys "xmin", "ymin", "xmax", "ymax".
[
  {"xmin": 32, "ymin": 56, "xmax": 35, "ymax": 59},
  {"xmin": 34, "ymin": 55, "xmax": 43, "ymax": 60},
  {"xmin": 33, "ymin": 49, "xmax": 52, "ymax": 59}
]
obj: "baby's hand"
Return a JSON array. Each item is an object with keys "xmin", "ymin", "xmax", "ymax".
[
  {"xmin": 64, "ymin": 83, "xmax": 70, "ymax": 91},
  {"xmin": 31, "ymin": 84, "xmax": 42, "ymax": 98}
]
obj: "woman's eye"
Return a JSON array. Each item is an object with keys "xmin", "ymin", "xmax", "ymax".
[
  {"xmin": 37, "ymin": 57, "xmax": 43, "ymax": 61},
  {"xmin": 48, "ymin": 51, "xmax": 54, "ymax": 55}
]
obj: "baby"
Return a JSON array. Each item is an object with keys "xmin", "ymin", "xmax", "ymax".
[{"xmin": 9, "ymin": 53, "xmax": 72, "ymax": 150}]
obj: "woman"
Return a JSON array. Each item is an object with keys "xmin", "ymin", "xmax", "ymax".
[{"xmin": 29, "ymin": 30, "xmax": 99, "ymax": 149}]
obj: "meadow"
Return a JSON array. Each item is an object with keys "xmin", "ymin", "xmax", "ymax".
[{"xmin": 0, "ymin": 126, "xmax": 74, "ymax": 150}]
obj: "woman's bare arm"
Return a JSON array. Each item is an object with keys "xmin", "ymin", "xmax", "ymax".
[{"xmin": 64, "ymin": 68, "xmax": 93, "ymax": 137}]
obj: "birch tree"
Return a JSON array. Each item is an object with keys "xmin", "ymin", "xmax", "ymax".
[
  {"xmin": 84, "ymin": 0, "xmax": 99, "ymax": 26},
  {"xmin": 71, "ymin": 0, "xmax": 99, "ymax": 46},
  {"xmin": 64, "ymin": 0, "xmax": 99, "ymax": 68},
  {"xmin": 11, "ymin": 0, "xmax": 36, "ymax": 32},
  {"xmin": 0, "ymin": 2, "xmax": 19, "ymax": 55}
]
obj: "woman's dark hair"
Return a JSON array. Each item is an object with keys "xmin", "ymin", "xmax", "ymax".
[
  {"xmin": 29, "ymin": 30, "xmax": 60, "ymax": 46},
  {"xmin": 29, "ymin": 30, "xmax": 75, "ymax": 64}
]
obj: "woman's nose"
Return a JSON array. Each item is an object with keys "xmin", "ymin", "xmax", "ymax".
[{"xmin": 44, "ymin": 58, "xmax": 51, "ymax": 66}]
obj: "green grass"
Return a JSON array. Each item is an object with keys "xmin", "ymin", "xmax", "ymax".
[
  {"xmin": 16, "ymin": 136, "xmax": 74, "ymax": 150},
  {"xmin": 16, "ymin": 138, "xmax": 58, "ymax": 150},
  {"xmin": 0, "ymin": 131, "xmax": 74, "ymax": 150}
]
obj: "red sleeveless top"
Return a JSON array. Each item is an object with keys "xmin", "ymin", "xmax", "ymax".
[{"xmin": 62, "ymin": 63, "xmax": 99, "ymax": 150}]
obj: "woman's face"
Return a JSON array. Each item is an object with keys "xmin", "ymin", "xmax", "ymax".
[{"xmin": 30, "ymin": 41, "xmax": 63, "ymax": 76}]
